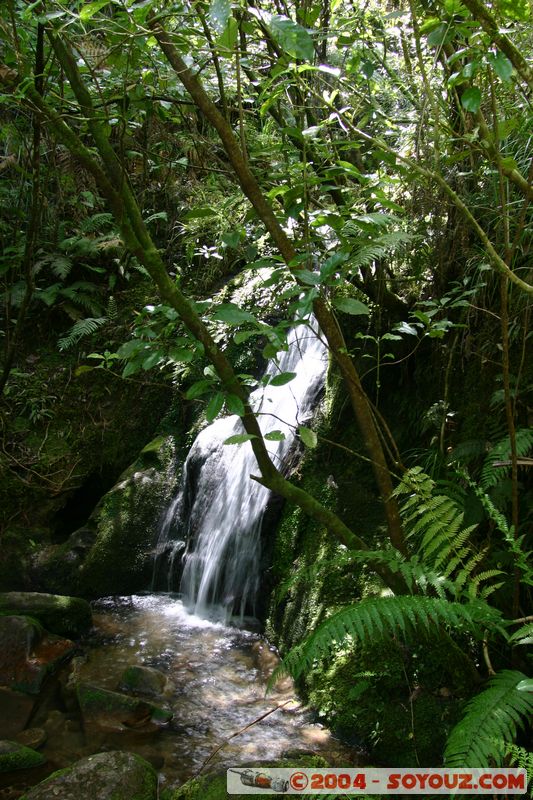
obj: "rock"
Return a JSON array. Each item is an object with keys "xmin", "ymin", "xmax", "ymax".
[
  {"xmin": 0, "ymin": 741, "xmax": 46, "ymax": 773},
  {"xmin": 77, "ymin": 683, "xmax": 173, "ymax": 731},
  {"xmin": 119, "ymin": 665, "xmax": 168, "ymax": 698},
  {"xmin": 0, "ymin": 688, "xmax": 37, "ymax": 737},
  {"xmin": 14, "ymin": 729, "xmax": 47, "ymax": 750},
  {"xmin": 18, "ymin": 751, "xmax": 158, "ymax": 800},
  {"xmin": 33, "ymin": 436, "xmax": 179, "ymax": 598},
  {"xmin": 0, "ymin": 592, "xmax": 92, "ymax": 638},
  {"xmin": 0, "ymin": 615, "xmax": 75, "ymax": 695}
]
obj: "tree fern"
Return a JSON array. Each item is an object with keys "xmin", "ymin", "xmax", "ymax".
[
  {"xmin": 275, "ymin": 596, "xmax": 500, "ymax": 683},
  {"xmin": 444, "ymin": 670, "xmax": 533, "ymax": 767},
  {"xmin": 58, "ymin": 317, "xmax": 107, "ymax": 350}
]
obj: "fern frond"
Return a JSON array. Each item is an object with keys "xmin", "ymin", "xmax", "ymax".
[
  {"xmin": 505, "ymin": 743, "xmax": 533, "ymax": 796},
  {"xmin": 481, "ymin": 429, "xmax": 533, "ymax": 489},
  {"xmin": 508, "ymin": 623, "xmax": 533, "ymax": 647},
  {"xmin": 444, "ymin": 670, "xmax": 533, "ymax": 767},
  {"xmin": 277, "ymin": 597, "xmax": 500, "ymax": 682},
  {"xmin": 58, "ymin": 317, "xmax": 107, "ymax": 350}
]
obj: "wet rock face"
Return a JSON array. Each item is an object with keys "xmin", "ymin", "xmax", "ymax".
[
  {"xmin": 0, "ymin": 615, "xmax": 74, "ymax": 695},
  {"xmin": 18, "ymin": 751, "xmax": 158, "ymax": 800},
  {"xmin": 0, "ymin": 741, "xmax": 46, "ymax": 773},
  {"xmin": 0, "ymin": 592, "xmax": 92, "ymax": 638}
]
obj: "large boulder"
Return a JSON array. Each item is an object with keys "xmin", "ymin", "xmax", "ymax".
[
  {"xmin": 19, "ymin": 751, "xmax": 158, "ymax": 800},
  {"xmin": 0, "ymin": 688, "xmax": 37, "ymax": 737},
  {"xmin": 0, "ymin": 740, "xmax": 46, "ymax": 773},
  {"xmin": 0, "ymin": 592, "xmax": 92, "ymax": 638},
  {"xmin": 0, "ymin": 615, "xmax": 74, "ymax": 695},
  {"xmin": 77, "ymin": 683, "xmax": 173, "ymax": 731},
  {"xmin": 33, "ymin": 435, "xmax": 180, "ymax": 598}
]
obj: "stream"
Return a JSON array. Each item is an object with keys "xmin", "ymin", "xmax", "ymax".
[{"xmin": 3, "ymin": 594, "xmax": 358, "ymax": 799}]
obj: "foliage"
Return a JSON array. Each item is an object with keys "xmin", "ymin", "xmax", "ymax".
[{"xmin": 444, "ymin": 670, "xmax": 533, "ymax": 767}]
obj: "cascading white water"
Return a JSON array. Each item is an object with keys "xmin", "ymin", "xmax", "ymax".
[{"xmin": 152, "ymin": 320, "xmax": 327, "ymax": 621}]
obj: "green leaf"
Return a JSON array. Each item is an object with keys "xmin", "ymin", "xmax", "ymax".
[
  {"xmin": 299, "ymin": 426, "xmax": 317, "ymax": 448},
  {"xmin": 488, "ymin": 52, "xmax": 514, "ymax": 82},
  {"xmin": 79, "ymin": 0, "xmax": 108, "ymax": 21},
  {"xmin": 216, "ymin": 16, "xmax": 238, "ymax": 52},
  {"xmin": 122, "ymin": 361, "xmax": 141, "ymax": 378},
  {"xmin": 185, "ymin": 379, "xmax": 213, "ymax": 400},
  {"xmin": 234, "ymin": 330, "xmax": 261, "ymax": 344},
  {"xmin": 142, "ymin": 351, "xmax": 163, "ymax": 370},
  {"xmin": 223, "ymin": 433, "xmax": 257, "ymax": 445},
  {"xmin": 333, "ymin": 297, "xmax": 370, "ymax": 316},
  {"xmin": 208, "ymin": 0, "xmax": 231, "ymax": 34},
  {"xmin": 225, "ymin": 394, "xmax": 245, "ymax": 416},
  {"xmin": 184, "ymin": 207, "xmax": 217, "ymax": 220},
  {"xmin": 206, "ymin": 391, "xmax": 224, "ymax": 423},
  {"xmin": 268, "ymin": 15, "xmax": 315, "ymax": 61},
  {"xmin": 461, "ymin": 87, "xmax": 482, "ymax": 113},
  {"xmin": 212, "ymin": 303, "xmax": 257, "ymax": 325},
  {"xmin": 75, "ymin": 365, "xmax": 95, "ymax": 375},
  {"xmin": 264, "ymin": 430, "xmax": 286, "ymax": 441},
  {"xmin": 297, "ymin": 269, "xmax": 321, "ymax": 286},
  {"xmin": 395, "ymin": 321, "xmax": 419, "ymax": 336},
  {"xmin": 427, "ymin": 23, "xmax": 449, "ymax": 47},
  {"xmin": 270, "ymin": 372, "xmax": 297, "ymax": 386},
  {"xmin": 168, "ymin": 347, "xmax": 194, "ymax": 363},
  {"xmin": 221, "ymin": 229, "xmax": 243, "ymax": 248},
  {"xmin": 516, "ymin": 679, "xmax": 533, "ymax": 693}
]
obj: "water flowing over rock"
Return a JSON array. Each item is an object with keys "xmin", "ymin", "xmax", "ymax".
[{"xmin": 152, "ymin": 321, "xmax": 327, "ymax": 620}]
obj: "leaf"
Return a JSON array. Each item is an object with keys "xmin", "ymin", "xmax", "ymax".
[
  {"xmin": 427, "ymin": 23, "xmax": 449, "ymax": 47},
  {"xmin": 298, "ymin": 426, "xmax": 317, "ymax": 448},
  {"xmin": 216, "ymin": 16, "xmax": 238, "ymax": 52},
  {"xmin": 168, "ymin": 347, "xmax": 194, "ymax": 363},
  {"xmin": 297, "ymin": 269, "xmax": 321, "ymax": 285},
  {"xmin": 208, "ymin": 0, "xmax": 231, "ymax": 34},
  {"xmin": 206, "ymin": 391, "xmax": 224, "ymax": 422},
  {"xmin": 264, "ymin": 430, "xmax": 286, "ymax": 441},
  {"xmin": 516, "ymin": 679, "xmax": 533, "ymax": 693},
  {"xmin": 221, "ymin": 229, "xmax": 242, "ymax": 248},
  {"xmin": 212, "ymin": 303, "xmax": 257, "ymax": 325},
  {"xmin": 395, "ymin": 321, "xmax": 419, "ymax": 336},
  {"xmin": 185, "ymin": 379, "xmax": 213, "ymax": 400},
  {"xmin": 79, "ymin": 0, "xmax": 108, "ymax": 21},
  {"xmin": 223, "ymin": 433, "xmax": 257, "ymax": 445},
  {"xmin": 122, "ymin": 361, "xmax": 141, "ymax": 378},
  {"xmin": 461, "ymin": 86, "xmax": 482, "ymax": 113},
  {"xmin": 488, "ymin": 52, "xmax": 514, "ymax": 82},
  {"xmin": 267, "ymin": 15, "xmax": 315, "ymax": 61},
  {"xmin": 184, "ymin": 206, "xmax": 217, "ymax": 220},
  {"xmin": 75, "ymin": 365, "xmax": 95, "ymax": 375},
  {"xmin": 225, "ymin": 394, "xmax": 245, "ymax": 416},
  {"xmin": 270, "ymin": 371, "xmax": 297, "ymax": 386},
  {"xmin": 333, "ymin": 297, "xmax": 370, "ymax": 316},
  {"xmin": 142, "ymin": 351, "xmax": 163, "ymax": 370}
]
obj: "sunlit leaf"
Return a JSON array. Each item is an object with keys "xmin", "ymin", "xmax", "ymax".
[
  {"xmin": 223, "ymin": 433, "xmax": 257, "ymax": 445},
  {"xmin": 270, "ymin": 371, "xmax": 297, "ymax": 386},
  {"xmin": 299, "ymin": 426, "xmax": 317, "ymax": 448},
  {"xmin": 461, "ymin": 86, "xmax": 482, "ymax": 113},
  {"xmin": 333, "ymin": 297, "xmax": 370, "ymax": 316}
]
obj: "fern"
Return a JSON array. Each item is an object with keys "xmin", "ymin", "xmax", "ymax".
[
  {"xmin": 276, "ymin": 596, "xmax": 500, "ymax": 682},
  {"xmin": 444, "ymin": 670, "xmax": 533, "ymax": 767},
  {"xmin": 58, "ymin": 317, "xmax": 107, "ymax": 350},
  {"xmin": 481, "ymin": 428, "xmax": 533, "ymax": 489},
  {"xmin": 505, "ymin": 743, "xmax": 533, "ymax": 796}
]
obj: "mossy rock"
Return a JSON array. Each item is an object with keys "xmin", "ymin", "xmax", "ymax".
[
  {"xmin": 19, "ymin": 751, "xmax": 157, "ymax": 800},
  {"xmin": 0, "ymin": 740, "xmax": 46, "ymax": 772},
  {"xmin": 77, "ymin": 683, "xmax": 173, "ymax": 729},
  {"xmin": 0, "ymin": 592, "xmax": 92, "ymax": 638},
  {"xmin": 36, "ymin": 435, "xmax": 180, "ymax": 598},
  {"xmin": 119, "ymin": 665, "xmax": 168, "ymax": 698}
]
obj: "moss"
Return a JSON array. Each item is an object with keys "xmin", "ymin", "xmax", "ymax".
[
  {"xmin": 0, "ymin": 592, "xmax": 92, "ymax": 638},
  {"xmin": 0, "ymin": 741, "xmax": 46, "ymax": 772}
]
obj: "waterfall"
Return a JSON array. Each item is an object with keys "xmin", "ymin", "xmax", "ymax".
[{"xmin": 152, "ymin": 320, "xmax": 327, "ymax": 621}]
